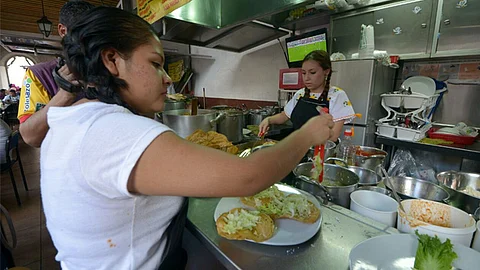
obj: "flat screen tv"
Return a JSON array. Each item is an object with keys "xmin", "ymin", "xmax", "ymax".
[{"xmin": 286, "ymin": 28, "xmax": 328, "ymax": 68}]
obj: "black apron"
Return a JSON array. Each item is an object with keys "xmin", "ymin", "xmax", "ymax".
[
  {"xmin": 157, "ymin": 198, "xmax": 189, "ymax": 270},
  {"xmin": 291, "ymin": 92, "xmax": 329, "ymax": 130}
]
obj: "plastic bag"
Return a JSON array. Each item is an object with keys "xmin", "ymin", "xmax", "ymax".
[{"xmin": 388, "ymin": 149, "xmax": 437, "ymax": 182}]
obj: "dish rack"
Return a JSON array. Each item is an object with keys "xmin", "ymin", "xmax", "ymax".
[{"xmin": 376, "ymin": 92, "xmax": 442, "ymax": 142}]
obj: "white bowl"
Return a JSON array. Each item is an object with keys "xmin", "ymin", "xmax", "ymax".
[
  {"xmin": 472, "ymin": 220, "xmax": 480, "ymax": 252},
  {"xmin": 350, "ymin": 190, "xmax": 398, "ymax": 227},
  {"xmin": 382, "ymin": 95, "xmax": 402, "ymax": 108},
  {"xmin": 397, "ymin": 199, "xmax": 476, "ymax": 247},
  {"xmin": 377, "ymin": 124, "xmax": 395, "ymax": 137}
]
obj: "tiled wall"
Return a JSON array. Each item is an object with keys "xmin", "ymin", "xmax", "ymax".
[{"xmin": 190, "ymin": 42, "xmax": 289, "ymax": 108}]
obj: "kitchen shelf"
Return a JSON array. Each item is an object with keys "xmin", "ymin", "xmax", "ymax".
[{"xmin": 376, "ymin": 135, "xmax": 480, "ymax": 161}]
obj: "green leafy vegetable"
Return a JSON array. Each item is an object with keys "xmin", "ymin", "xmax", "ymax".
[{"xmin": 413, "ymin": 231, "xmax": 458, "ymax": 270}]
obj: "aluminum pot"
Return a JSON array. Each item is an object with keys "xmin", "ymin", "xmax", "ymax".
[
  {"xmin": 248, "ymin": 109, "xmax": 270, "ymax": 126},
  {"xmin": 164, "ymin": 99, "xmax": 186, "ymax": 111},
  {"xmin": 216, "ymin": 110, "xmax": 244, "ymax": 144},
  {"xmin": 383, "ymin": 176, "xmax": 449, "ymax": 202},
  {"xmin": 162, "ymin": 109, "xmax": 224, "ymax": 138},
  {"xmin": 348, "ymin": 166, "xmax": 381, "ymax": 186},
  {"xmin": 353, "ymin": 146, "xmax": 387, "ymax": 173},
  {"xmin": 436, "ymin": 171, "xmax": 480, "ymax": 218},
  {"xmin": 293, "ymin": 162, "xmax": 359, "ymax": 208},
  {"xmin": 306, "ymin": 141, "xmax": 336, "ymax": 161}
]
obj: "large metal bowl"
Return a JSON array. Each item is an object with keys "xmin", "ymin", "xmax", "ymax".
[
  {"xmin": 353, "ymin": 146, "xmax": 387, "ymax": 172},
  {"xmin": 436, "ymin": 171, "xmax": 480, "ymax": 217},
  {"xmin": 348, "ymin": 166, "xmax": 381, "ymax": 186},
  {"xmin": 383, "ymin": 176, "xmax": 449, "ymax": 202},
  {"xmin": 293, "ymin": 162, "xmax": 359, "ymax": 208}
]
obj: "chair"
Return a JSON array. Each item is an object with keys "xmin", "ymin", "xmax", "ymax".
[
  {"xmin": 0, "ymin": 131, "xmax": 28, "ymax": 205},
  {"xmin": 3, "ymin": 103, "xmax": 19, "ymax": 128}
]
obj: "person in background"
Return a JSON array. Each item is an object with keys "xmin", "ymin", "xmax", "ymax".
[
  {"xmin": 0, "ymin": 119, "xmax": 12, "ymax": 164},
  {"xmin": 259, "ymin": 50, "xmax": 355, "ymax": 141},
  {"xmin": 41, "ymin": 7, "xmax": 334, "ymax": 269},
  {"xmin": 3, "ymin": 89, "xmax": 20, "ymax": 104},
  {"xmin": 17, "ymin": 0, "xmax": 94, "ymax": 147},
  {"xmin": 0, "ymin": 89, "xmax": 6, "ymax": 100}
]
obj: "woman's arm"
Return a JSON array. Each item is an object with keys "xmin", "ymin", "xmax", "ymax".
[
  {"xmin": 128, "ymin": 114, "xmax": 334, "ymax": 198},
  {"xmin": 258, "ymin": 112, "xmax": 289, "ymax": 135}
]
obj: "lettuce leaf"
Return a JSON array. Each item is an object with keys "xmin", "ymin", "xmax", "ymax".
[{"xmin": 413, "ymin": 231, "xmax": 458, "ymax": 270}]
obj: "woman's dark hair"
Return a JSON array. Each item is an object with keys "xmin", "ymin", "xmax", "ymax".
[
  {"xmin": 62, "ymin": 7, "xmax": 157, "ymax": 110},
  {"xmin": 302, "ymin": 50, "xmax": 332, "ymax": 101}
]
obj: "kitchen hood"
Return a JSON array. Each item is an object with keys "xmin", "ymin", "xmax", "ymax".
[{"xmin": 152, "ymin": 0, "xmax": 316, "ymax": 52}]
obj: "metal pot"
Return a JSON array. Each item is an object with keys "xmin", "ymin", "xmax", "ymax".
[
  {"xmin": 293, "ymin": 162, "xmax": 359, "ymax": 208},
  {"xmin": 437, "ymin": 171, "xmax": 480, "ymax": 218},
  {"xmin": 383, "ymin": 176, "xmax": 449, "ymax": 202},
  {"xmin": 248, "ymin": 109, "xmax": 269, "ymax": 126},
  {"xmin": 216, "ymin": 110, "xmax": 244, "ymax": 144},
  {"xmin": 353, "ymin": 146, "xmax": 387, "ymax": 173},
  {"xmin": 162, "ymin": 109, "xmax": 224, "ymax": 138},
  {"xmin": 164, "ymin": 99, "xmax": 186, "ymax": 111},
  {"xmin": 306, "ymin": 141, "xmax": 336, "ymax": 161},
  {"xmin": 348, "ymin": 166, "xmax": 381, "ymax": 186}
]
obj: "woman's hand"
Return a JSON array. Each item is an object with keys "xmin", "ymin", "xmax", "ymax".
[
  {"xmin": 258, "ymin": 117, "xmax": 270, "ymax": 135},
  {"xmin": 301, "ymin": 114, "xmax": 334, "ymax": 146}
]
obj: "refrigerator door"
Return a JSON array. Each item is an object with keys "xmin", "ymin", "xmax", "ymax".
[
  {"xmin": 330, "ymin": 60, "xmax": 395, "ymax": 126},
  {"xmin": 341, "ymin": 125, "xmax": 367, "ymax": 146}
]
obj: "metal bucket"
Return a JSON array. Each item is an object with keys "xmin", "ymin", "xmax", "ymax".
[
  {"xmin": 293, "ymin": 162, "xmax": 359, "ymax": 208},
  {"xmin": 248, "ymin": 109, "xmax": 269, "ymax": 126},
  {"xmin": 437, "ymin": 171, "xmax": 480, "ymax": 218},
  {"xmin": 353, "ymin": 146, "xmax": 387, "ymax": 172},
  {"xmin": 164, "ymin": 99, "xmax": 186, "ymax": 111},
  {"xmin": 162, "ymin": 109, "xmax": 224, "ymax": 138},
  {"xmin": 306, "ymin": 141, "xmax": 336, "ymax": 161},
  {"xmin": 216, "ymin": 110, "xmax": 244, "ymax": 144}
]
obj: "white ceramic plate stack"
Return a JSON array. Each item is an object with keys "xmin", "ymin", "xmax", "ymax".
[{"xmin": 377, "ymin": 76, "xmax": 441, "ymax": 141}]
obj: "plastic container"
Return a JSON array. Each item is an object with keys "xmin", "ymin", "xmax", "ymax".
[
  {"xmin": 336, "ymin": 129, "xmax": 355, "ymax": 165},
  {"xmin": 350, "ymin": 190, "xmax": 398, "ymax": 227},
  {"xmin": 403, "ymin": 95, "xmax": 427, "ymax": 109},
  {"xmin": 382, "ymin": 95, "xmax": 402, "ymax": 108},
  {"xmin": 397, "ymin": 199, "xmax": 476, "ymax": 247},
  {"xmin": 472, "ymin": 220, "xmax": 480, "ymax": 251},
  {"xmin": 377, "ymin": 123, "xmax": 396, "ymax": 137},
  {"xmin": 428, "ymin": 127, "xmax": 478, "ymax": 145}
]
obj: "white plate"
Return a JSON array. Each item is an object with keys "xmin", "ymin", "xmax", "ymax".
[
  {"xmin": 349, "ymin": 234, "xmax": 480, "ymax": 270},
  {"xmin": 214, "ymin": 184, "xmax": 322, "ymax": 246},
  {"xmin": 242, "ymin": 128, "xmax": 252, "ymax": 135},
  {"xmin": 402, "ymin": 76, "xmax": 436, "ymax": 96}
]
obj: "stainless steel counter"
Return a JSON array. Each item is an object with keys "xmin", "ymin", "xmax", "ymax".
[{"xmin": 186, "ymin": 197, "xmax": 399, "ymax": 270}]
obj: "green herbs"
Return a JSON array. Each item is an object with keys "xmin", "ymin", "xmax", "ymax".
[{"xmin": 413, "ymin": 231, "xmax": 458, "ymax": 270}]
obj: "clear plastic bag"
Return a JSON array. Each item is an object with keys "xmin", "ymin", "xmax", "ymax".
[{"xmin": 387, "ymin": 149, "xmax": 437, "ymax": 182}]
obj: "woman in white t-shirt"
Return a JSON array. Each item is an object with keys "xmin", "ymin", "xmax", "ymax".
[
  {"xmin": 40, "ymin": 7, "xmax": 335, "ymax": 270},
  {"xmin": 259, "ymin": 50, "xmax": 355, "ymax": 141}
]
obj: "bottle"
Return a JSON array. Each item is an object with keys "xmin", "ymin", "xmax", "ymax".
[{"xmin": 336, "ymin": 129, "xmax": 355, "ymax": 165}]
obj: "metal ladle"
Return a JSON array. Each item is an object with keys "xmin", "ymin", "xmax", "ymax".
[{"xmin": 381, "ymin": 167, "xmax": 406, "ymax": 214}]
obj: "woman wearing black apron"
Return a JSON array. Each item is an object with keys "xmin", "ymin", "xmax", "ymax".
[{"xmin": 259, "ymin": 50, "xmax": 355, "ymax": 141}]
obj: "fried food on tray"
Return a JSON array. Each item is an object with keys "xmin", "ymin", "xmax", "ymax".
[
  {"xmin": 216, "ymin": 208, "xmax": 275, "ymax": 242},
  {"xmin": 241, "ymin": 186, "xmax": 320, "ymax": 223},
  {"xmin": 166, "ymin": 93, "xmax": 187, "ymax": 101},
  {"xmin": 186, "ymin": 129, "xmax": 238, "ymax": 154},
  {"xmin": 262, "ymin": 141, "xmax": 277, "ymax": 146}
]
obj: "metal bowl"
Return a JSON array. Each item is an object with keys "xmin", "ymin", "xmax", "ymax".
[
  {"xmin": 353, "ymin": 146, "xmax": 387, "ymax": 172},
  {"xmin": 306, "ymin": 140, "xmax": 336, "ymax": 161},
  {"xmin": 437, "ymin": 171, "xmax": 480, "ymax": 217},
  {"xmin": 383, "ymin": 176, "xmax": 449, "ymax": 202},
  {"xmin": 293, "ymin": 162, "xmax": 359, "ymax": 208},
  {"xmin": 357, "ymin": 186, "xmax": 391, "ymax": 196},
  {"xmin": 348, "ymin": 166, "xmax": 381, "ymax": 186}
]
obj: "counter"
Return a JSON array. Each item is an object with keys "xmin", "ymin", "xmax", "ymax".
[
  {"xmin": 376, "ymin": 135, "xmax": 480, "ymax": 161},
  {"xmin": 186, "ymin": 197, "xmax": 399, "ymax": 270}
]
